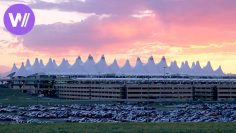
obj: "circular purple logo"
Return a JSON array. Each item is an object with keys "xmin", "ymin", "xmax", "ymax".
[{"xmin": 4, "ymin": 4, "xmax": 35, "ymax": 35}]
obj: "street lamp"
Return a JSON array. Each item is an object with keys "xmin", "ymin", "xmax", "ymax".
[{"xmin": 163, "ymin": 66, "xmax": 167, "ymax": 78}]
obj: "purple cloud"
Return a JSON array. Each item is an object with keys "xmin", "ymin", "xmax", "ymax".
[
  {"xmin": 30, "ymin": 0, "xmax": 147, "ymax": 15},
  {"xmin": 18, "ymin": 0, "xmax": 236, "ymax": 53},
  {"xmin": 20, "ymin": 15, "xmax": 156, "ymax": 52}
]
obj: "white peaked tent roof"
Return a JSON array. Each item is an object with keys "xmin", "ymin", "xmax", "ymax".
[
  {"xmin": 109, "ymin": 59, "xmax": 121, "ymax": 74},
  {"xmin": 57, "ymin": 58, "xmax": 71, "ymax": 74},
  {"xmin": 121, "ymin": 60, "xmax": 133, "ymax": 75},
  {"xmin": 52, "ymin": 60, "xmax": 58, "ymax": 68},
  {"xmin": 169, "ymin": 61, "xmax": 180, "ymax": 74},
  {"xmin": 214, "ymin": 66, "xmax": 225, "ymax": 76},
  {"xmin": 14, "ymin": 63, "xmax": 29, "ymax": 77},
  {"xmin": 157, "ymin": 56, "xmax": 168, "ymax": 68},
  {"xmin": 191, "ymin": 62, "xmax": 196, "ymax": 69},
  {"xmin": 203, "ymin": 61, "xmax": 214, "ymax": 75},
  {"xmin": 96, "ymin": 55, "xmax": 110, "ymax": 74},
  {"xmin": 30, "ymin": 58, "xmax": 44, "ymax": 74},
  {"xmin": 25, "ymin": 59, "xmax": 31, "ymax": 70},
  {"xmin": 44, "ymin": 58, "xmax": 58, "ymax": 74},
  {"xmin": 180, "ymin": 61, "xmax": 192, "ymax": 75},
  {"xmin": 83, "ymin": 55, "xmax": 98, "ymax": 75},
  {"xmin": 11, "ymin": 55, "xmax": 226, "ymax": 77},
  {"xmin": 145, "ymin": 56, "xmax": 158, "ymax": 75},
  {"xmin": 7, "ymin": 63, "xmax": 18, "ymax": 76},
  {"xmin": 39, "ymin": 59, "xmax": 45, "ymax": 68},
  {"xmin": 70, "ymin": 56, "xmax": 86, "ymax": 75},
  {"xmin": 191, "ymin": 61, "xmax": 203, "ymax": 76},
  {"xmin": 9, "ymin": 63, "xmax": 18, "ymax": 75},
  {"xmin": 74, "ymin": 56, "xmax": 83, "ymax": 65},
  {"xmin": 157, "ymin": 56, "xmax": 168, "ymax": 75},
  {"xmin": 133, "ymin": 57, "xmax": 147, "ymax": 75}
]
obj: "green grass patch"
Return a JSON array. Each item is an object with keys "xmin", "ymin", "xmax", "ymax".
[
  {"xmin": 0, "ymin": 87, "xmax": 113, "ymax": 106},
  {"xmin": 0, "ymin": 123, "xmax": 236, "ymax": 133}
]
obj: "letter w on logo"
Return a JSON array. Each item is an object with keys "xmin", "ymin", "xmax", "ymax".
[{"xmin": 8, "ymin": 13, "xmax": 30, "ymax": 28}]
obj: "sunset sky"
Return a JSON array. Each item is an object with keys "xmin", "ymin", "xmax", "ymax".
[{"xmin": 0, "ymin": 0, "xmax": 236, "ymax": 74}]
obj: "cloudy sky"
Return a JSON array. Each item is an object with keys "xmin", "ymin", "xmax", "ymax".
[{"xmin": 0, "ymin": 0, "xmax": 236, "ymax": 74}]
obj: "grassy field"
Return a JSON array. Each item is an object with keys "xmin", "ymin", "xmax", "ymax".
[
  {"xmin": 0, "ymin": 87, "xmax": 174, "ymax": 111},
  {"xmin": 0, "ymin": 87, "xmax": 114, "ymax": 106},
  {"xmin": 0, "ymin": 87, "xmax": 64, "ymax": 105},
  {"xmin": 0, "ymin": 87, "xmax": 183, "ymax": 112},
  {"xmin": 0, "ymin": 122, "xmax": 236, "ymax": 133}
]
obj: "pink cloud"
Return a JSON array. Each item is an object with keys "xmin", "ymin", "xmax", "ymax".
[
  {"xmin": 8, "ymin": 0, "xmax": 236, "ymax": 74},
  {"xmin": 0, "ymin": 65, "xmax": 10, "ymax": 73}
]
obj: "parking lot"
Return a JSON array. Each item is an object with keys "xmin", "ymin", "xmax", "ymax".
[{"xmin": 0, "ymin": 103, "xmax": 236, "ymax": 123}]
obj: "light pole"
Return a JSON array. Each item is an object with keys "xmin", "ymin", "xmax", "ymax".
[
  {"xmin": 148, "ymin": 77, "xmax": 150, "ymax": 103},
  {"xmin": 37, "ymin": 76, "xmax": 39, "ymax": 105},
  {"xmin": 163, "ymin": 66, "xmax": 167, "ymax": 78}
]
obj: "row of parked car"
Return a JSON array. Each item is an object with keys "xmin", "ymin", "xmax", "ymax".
[{"xmin": 0, "ymin": 103, "xmax": 236, "ymax": 123}]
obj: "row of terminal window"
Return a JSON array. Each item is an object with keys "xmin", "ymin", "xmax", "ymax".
[
  {"xmin": 59, "ymin": 81, "xmax": 236, "ymax": 85},
  {"xmin": 56, "ymin": 86, "xmax": 121, "ymax": 90},
  {"xmin": 60, "ymin": 90, "xmax": 120, "ymax": 94},
  {"xmin": 56, "ymin": 86, "xmax": 236, "ymax": 90},
  {"xmin": 128, "ymin": 92, "xmax": 191, "ymax": 94},
  {"xmin": 128, "ymin": 96, "xmax": 192, "ymax": 99},
  {"xmin": 59, "ymin": 94, "xmax": 120, "ymax": 98},
  {"xmin": 127, "ymin": 87, "xmax": 192, "ymax": 90}
]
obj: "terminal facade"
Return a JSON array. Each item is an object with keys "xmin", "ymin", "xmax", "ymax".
[{"xmin": 9, "ymin": 75, "xmax": 236, "ymax": 101}]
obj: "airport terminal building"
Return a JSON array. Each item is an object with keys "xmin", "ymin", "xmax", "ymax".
[
  {"xmin": 55, "ymin": 76, "xmax": 236, "ymax": 101},
  {"xmin": 6, "ymin": 56, "xmax": 236, "ymax": 101},
  {"xmin": 9, "ymin": 75, "xmax": 236, "ymax": 102}
]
